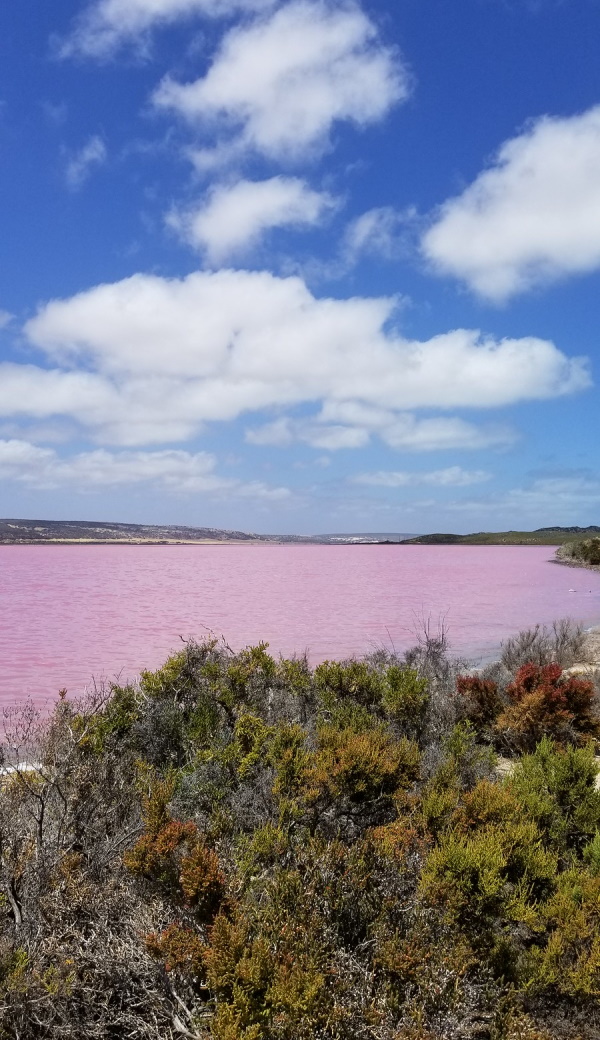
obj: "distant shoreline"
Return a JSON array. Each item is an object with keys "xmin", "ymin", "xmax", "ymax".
[
  {"xmin": 0, "ymin": 539, "xmax": 567, "ymax": 547},
  {"xmin": 554, "ymin": 553, "xmax": 600, "ymax": 575}
]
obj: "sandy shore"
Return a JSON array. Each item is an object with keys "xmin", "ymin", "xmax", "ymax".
[{"xmin": 553, "ymin": 545, "xmax": 600, "ymax": 575}]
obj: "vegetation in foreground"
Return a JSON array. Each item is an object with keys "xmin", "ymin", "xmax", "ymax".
[{"xmin": 1, "ymin": 621, "xmax": 600, "ymax": 1039}]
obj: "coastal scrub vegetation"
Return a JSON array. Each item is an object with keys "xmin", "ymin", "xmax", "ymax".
[
  {"xmin": 1, "ymin": 621, "xmax": 600, "ymax": 1039},
  {"xmin": 561, "ymin": 537, "xmax": 600, "ymax": 568}
]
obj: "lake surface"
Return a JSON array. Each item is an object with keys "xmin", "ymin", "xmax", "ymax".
[{"xmin": 1, "ymin": 544, "xmax": 600, "ymax": 708}]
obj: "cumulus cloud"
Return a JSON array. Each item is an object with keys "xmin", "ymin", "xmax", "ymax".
[
  {"xmin": 422, "ymin": 105, "xmax": 600, "ymax": 302},
  {"xmin": 17, "ymin": 268, "xmax": 589, "ymax": 446},
  {"xmin": 60, "ymin": 0, "xmax": 274, "ymax": 59},
  {"xmin": 352, "ymin": 466, "xmax": 491, "ymax": 488},
  {"xmin": 246, "ymin": 411, "xmax": 515, "ymax": 453},
  {"xmin": 0, "ymin": 438, "xmax": 289, "ymax": 497},
  {"xmin": 66, "ymin": 136, "xmax": 107, "ymax": 189},
  {"xmin": 343, "ymin": 206, "xmax": 414, "ymax": 264},
  {"xmin": 153, "ymin": 0, "xmax": 407, "ymax": 165},
  {"xmin": 168, "ymin": 177, "xmax": 336, "ymax": 262},
  {"xmin": 379, "ymin": 415, "xmax": 515, "ymax": 453}
]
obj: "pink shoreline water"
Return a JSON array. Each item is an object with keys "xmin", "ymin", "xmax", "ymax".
[{"xmin": 1, "ymin": 544, "xmax": 600, "ymax": 708}]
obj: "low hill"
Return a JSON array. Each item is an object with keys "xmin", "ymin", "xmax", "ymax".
[
  {"xmin": 0, "ymin": 518, "xmax": 268, "ymax": 544},
  {"xmin": 0, "ymin": 519, "xmax": 416, "ymax": 545},
  {"xmin": 400, "ymin": 526, "xmax": 600, "ymax": 546}
]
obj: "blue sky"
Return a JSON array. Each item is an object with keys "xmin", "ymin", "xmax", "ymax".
[{"xmin": 0, "ymin": 0, "xmax": 599, "ymax": 534}]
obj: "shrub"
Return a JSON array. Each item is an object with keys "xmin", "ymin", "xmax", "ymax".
[
  {"xmin": 315, "ymin": 659, "xmax": 384, "ymax": 708},
  {"xmin": 7, "ymin": 630, "xmax": 600, "ymax": 1039},
  {"xmin": 506, "ymin": 738, "xmax": 600, "ymax": 856},
  {"xmin": 145, "ymin": 923, "xmax": 206, "ymax": 979},
  {"xmin": 496, "ymin": 663, "xmax": 599, "ymax": 752},
  {"xmin": 501, "ymin": 620, "xmax": 586, "ymax": 672},
  {"xmin": 308, "ymin": 724, "xmax": 420, "ymax": 804},
  {"xmin": 456, "ymin": 673, "xmax": 504, "ymax": 728},
  {"xmin": 528, "ymin": 870, "xmax": 600, "ymax": 997},
  {"xmin": 419, "ymin": 818, "xmax": 556, "ymax": 930},
  {"xmin": 124, "ymin": 773, "xmax": 224, "ymax": 915},
  {"xmin": 381, "ymin": 666, "xmax": 429, "ymax": 734},
  {"xmin": 568, "ymin": 537, "xmax": 600, "ymax": 567}
]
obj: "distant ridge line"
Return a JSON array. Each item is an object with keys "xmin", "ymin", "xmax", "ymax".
[
  {"xmin": 0, "ymin": 519, "xmax": 416, "ymax": 545},
  {"xmin": 400, "ymin": 526, "xmax": 600, "ymax": 546}
]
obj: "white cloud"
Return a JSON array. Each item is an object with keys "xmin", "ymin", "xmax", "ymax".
[
  {"xmin": 505, "ymin": 475, "xmax": 600, "ymax": 514},
  {"xmin": 16, "ymin": 268, "xmax": 589, "ymax": 447},
  {"xmin": 447, "ymin": 475, "xmax": 600, "ymax": 526},
  {"xmin": 246, "ymin": 416, "xmax": 371, "ymax": 451},
  {"xmin": 380, "ymin": 415, "xmax": 516, "ymax": 453},
  {"xmin": 246, "ymin": 410, "xmax": 516, "ymax": 453},
  {"xmin": 245, "ymin": 417, "xmax": 294, "ymax": 446},
  {"xmin": 66, "ymin": 136, "xmax": 107, "ymax": 189},
  {"xmin": 423, "ymin": 105, "xmax": 600, "ymax": 302},
  {"xmin": 168, "ymin": 177, "xmax": 336, "ymax": 262},
  {"xmin": 60, "ymin": 0, "xmax": 274, "ymax": 59},
  {"xmin": 153, "ymin": 0, "xmax": 407, "ymax": 165},
  {"xmin": 352, "ymin": 466, "xmax": 491, "ymax": 488},
  {"xmin": 300, "ymin": 424, "xmax": 370, "ymax": 450},
  {"xmin": 343, "ymin": 206, "xmax": 414, "ymax": 264},
  {"xmin": 0, "ymin": 438, "xmax": 289, "ymax": 498},
  {"xmin": 0, "ymin": 310, "xmax": 13, "ymax": 329}
]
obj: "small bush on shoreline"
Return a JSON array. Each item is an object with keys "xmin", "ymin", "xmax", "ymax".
[
  {"xmin": 1, "ymin": 623, "xmax": 600, "ymax": 1038},
  {"xmin": 562, "ymin": 537, "xmax": 600, "ymax": 569}
]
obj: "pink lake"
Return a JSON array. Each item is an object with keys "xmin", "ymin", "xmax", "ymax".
[{"xmin": 1, "ymin": 544, "xmax": 600, "ymax": 709}]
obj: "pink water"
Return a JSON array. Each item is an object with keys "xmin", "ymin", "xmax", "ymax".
[{"xmin": 1, "ymin": 544, "xmax": 600, "ymax": 708}]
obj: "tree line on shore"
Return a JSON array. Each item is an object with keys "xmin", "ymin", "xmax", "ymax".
[{"xmin": 1, "ymin": 620, "xmax": 600, "ymax": 1039}]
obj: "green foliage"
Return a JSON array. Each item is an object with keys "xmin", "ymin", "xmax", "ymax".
[
  {"xmin": 584, "ymin": 832, "xmax": 600, "ymax": 875},
  {"xmin": 269, "ymin": 722, "xmax": 310, "ymax": 796},
  {"xmin": 140, "ymin": 650, "xmax": 190, "ymax": 700},
  {"xmin": 527, "ymin": 870, "xmax": 600, "ymax": 997},
  {"xmin": 507, "ymin": 738, "xmax": 600, "ymax": 855},
  {"xmin": 227, "ymin": 643, "xmax": 277, "ymax": 703},
  {"xmin": 315, "ymin": 659, "xmax": 385, "ymax": 707},
  {"xmin": 0, "ymin": 948, "xmax": 29, "ymax": 994},
  {"xmin": 309, "ymin": 723, "xmax": 420, "ymax": 803},
  {"xmin": 5, "ymin": 633, "xmax": 600, "ymax": 1039},
  {"xmin": 420, "ymin": 818, "xmax": 556, "ymax": 928},
  {"xmin": 381, "ymin": 666, "xmax": 429, "ymax": 732},
  {"xmin": 569, "ymin": 537, "xmax": 600, "ymax": 567}
]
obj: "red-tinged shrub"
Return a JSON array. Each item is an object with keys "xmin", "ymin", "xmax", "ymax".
[
  {"xmin": 496, "ymin": 662, "xmax": 599, "ymax": 752},
  {"xmin": 125, "ymin": 811, "xmax": 224, "ymax": 915},
  {"xmin": 146, "ymin": 923, "xmax": 206, "ymax": 979},
  {"xmin": 456, "ymin": 674, "xmax": 504, "ymax": 728},
  {"xmin": 124, "ymin": 818, "xmax": 197, "ymax": 888},
  {"xmin": 179, "ymin": 842, "xmax": 225, "ymax": 917},
  {"xmin": 124, "ymin": 769, "xmax": 225, "ymax": 915}
]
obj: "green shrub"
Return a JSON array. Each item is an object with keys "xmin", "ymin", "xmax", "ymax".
[
  {"xmin": 570, "ymin": 537, "xmax": 600, "ymax": 567},
  {"xmin": 381, "ymin": 666, "xmax": 429, "ymax": 732},
  {"xmin": 315, "ymin": 659, "xmax": 385, "ymax": 708},
  {"xmin": 506, "ymin": 738, "xmax": 600, "ymax": 856},
  {"xmin": 308, "ymin": 724, "xmax": 420, "ymax": 803}
]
